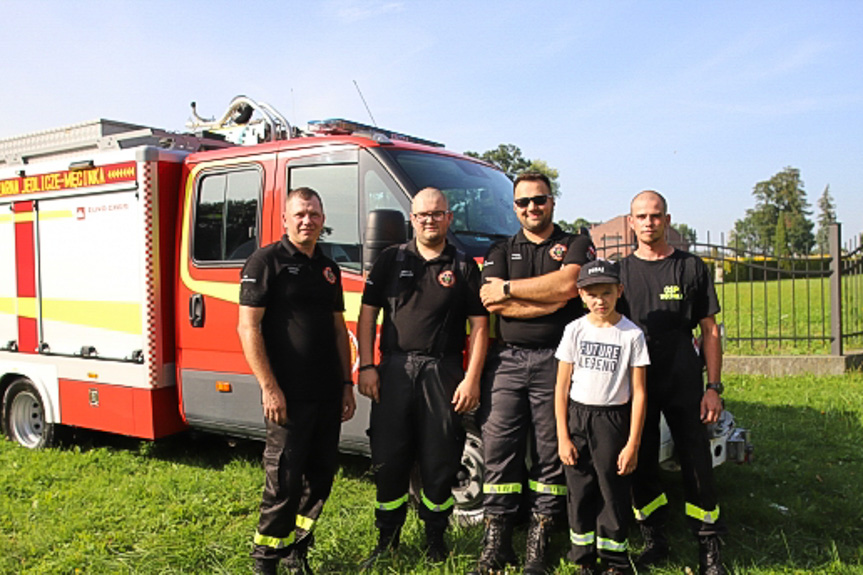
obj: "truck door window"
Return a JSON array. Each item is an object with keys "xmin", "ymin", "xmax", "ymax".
[
  {"xmin": 193, "ymin": 168, "xmax": 261, "ymax": 263},
  {"xmin": 289, "ymin": 164, "xmax": 360, "ymax": 271}
]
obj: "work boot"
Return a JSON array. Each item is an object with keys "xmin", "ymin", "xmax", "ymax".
[
  {"xmin": 359, "ymin": 527, "xmax": 400, "ymax": 570},
  {"xmin": 253, "ymin": 557, "xmax": 279, "ymax": 575},
  {"xmin": 469, "ymin": 515, "xmax": 518, "ymax": 574},
  {"xmin": 424, "ymin": 524, "xmax": 449, "ymax": 563},
  {"xmin": 283, "ymin": 533, "xmax": 315, "ymax": 575},
  {"xmin": 698, "ymin": 535, "xmax": 726, "ymax": 575},
  {"xmin": 523, "ymin": 513, "xmax": 554, "ymax": 574},
  {"xmin": 634, "ymin": 524, "xmax": 669, "ymax": 569}
]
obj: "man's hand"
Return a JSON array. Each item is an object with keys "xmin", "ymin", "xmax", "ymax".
[
  {"xmin": 358, "ymin": 367, "xmax": 381, "ymax": 403},
  {"xmin": 700, "ymin": 388, "xmax": 723, "ymax": 424},
  {"xmin": 342, "ymin": 384, "xmax": 356, "ymax": 421},
  {"xmin": 617, "ymin": 442, "xmax": 639, "ymax": 475},
  {"xmin": 262, "ymin": 385, "xmax": 287, "ymax": 425},
  {"xmin": 480, "ymin": 277, "xmax": 507, "ymax": 306},
  {"xmin": 558, "ymin": 437, "xmax": 579, "ymax": 466},
  {"xmin": 451, "ymin": 379, "xmax": 480, "ymax": 413}
]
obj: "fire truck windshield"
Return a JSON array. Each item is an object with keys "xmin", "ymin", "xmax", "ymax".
[{"xmin": 382, "ymin": 149, "xmax": 520, "ymax": 254}]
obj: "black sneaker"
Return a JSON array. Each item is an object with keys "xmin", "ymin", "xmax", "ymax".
[
  {"xmin": 699, "ymin": 535, "xmax": 726, "ymax": 575},
  {"xmin": 359, "ymin": 528, "xmax": 400, "ymax": 570}
]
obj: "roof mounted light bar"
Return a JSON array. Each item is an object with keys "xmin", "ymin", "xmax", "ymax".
[{"xmin": 307, "ymin": 118, "xmax": 444, "ymax": 148}]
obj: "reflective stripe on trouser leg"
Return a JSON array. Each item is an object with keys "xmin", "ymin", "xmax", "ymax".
[
  {"xmin": 254, "ymin": 530, "xmax": 296, "ymax": 550},
  {"xmin": 376, "ymin": 493, "xmax": 409, "ymax": 511},
  {"xmin": 570, "ymin": 530, "xmax": 596, "ymax": 546},
  {"xmin": 633, "ymin": 492, "xmax": 669, "ymax": 521},
  {"xmin": 483, "ymin": 482, "xmax": 523, "ymax": 495},
  {"xmin": 597, "ymin": 537, "xmax": 628, "ymax": 552},
  {"xmin": 421, "ymin": 490, "xmax": 455, "ymax": 513},
  {"xmin": 296, "ymin": 514, "xmax": 315, "ymax": 532},
  {"xmin": 686, "ymin": 502, "xmax": 720, "ymax": 524},
  {"xmin": 529, "ymin": 479, "xmax": 567, "ymax": 496}
]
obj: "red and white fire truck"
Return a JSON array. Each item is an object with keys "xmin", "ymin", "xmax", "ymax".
[{"xmin": 0, "ymin": 96, "xmax": 749, "ymax": 520}]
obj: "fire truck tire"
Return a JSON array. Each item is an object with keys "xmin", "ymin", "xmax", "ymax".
[
  {"xmin": 409, "ymin": 429, "xmax": 485, "ymax": 526},
  {"xmin": 2, "ymin": 379, "xmax": 55, "ymax": 449}
]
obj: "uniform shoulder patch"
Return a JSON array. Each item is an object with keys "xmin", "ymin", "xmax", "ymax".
[
  {"xmin": 549, "ymin": 243, "xmax": 568, "ymax": 261},
  {"xmin": 323, "ymin": 267, "xmax": 337, "ymax": 284},
  {"xmin": 438, "ymin": 270, "xmax": 455, "ymax": 287}
]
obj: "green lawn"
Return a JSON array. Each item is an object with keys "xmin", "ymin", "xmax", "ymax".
[
  {"xmin": 716, "ymin": 276, "xmax": 863, "ymax": 355},
  {"xmin": 2, "ymin": 372, "xmax": 863, "ymax": 573}
]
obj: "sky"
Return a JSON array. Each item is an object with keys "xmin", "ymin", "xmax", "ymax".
[{"xmin": 2, "ymin": 0, "xmax": 861, "ymax": 243}]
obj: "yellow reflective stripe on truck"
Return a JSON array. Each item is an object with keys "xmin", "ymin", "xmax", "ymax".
[{"xmin": 0, "ymin": 297, "xmax": 141, "ymax": 334}]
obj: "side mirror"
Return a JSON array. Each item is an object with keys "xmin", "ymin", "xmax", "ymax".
[{"xmin": 363, "ymin": 209, "xmax": 407, "ymax": 272}]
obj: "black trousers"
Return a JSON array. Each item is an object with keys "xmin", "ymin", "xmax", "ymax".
[
  {"xmin": 631, "ymin": 335, "xmax": 727, "ymax": 537},
  {"xmin": 478, "ymin": 345, "xmax": 567, "ymax": 517},
  {"xmin": 252, "ymin": 398, "xmax": 342, "ymax": 561},
  {"xmin": 370, "ymin": 353, "xmax": 466, "ymax": 531},
  {"xmin": 565, "ymin": 401, "xmax": 632, "ymax": 568}
]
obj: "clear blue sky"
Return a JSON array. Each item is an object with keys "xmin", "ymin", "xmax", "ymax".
[{"xmin": 3, "ymin": 0, "xmax": 861, "ymax": 243}]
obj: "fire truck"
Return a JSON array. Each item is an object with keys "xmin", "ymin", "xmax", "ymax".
[{"xmin": 0, "ymin": 96, "xmax": 750, "ymax": 521}]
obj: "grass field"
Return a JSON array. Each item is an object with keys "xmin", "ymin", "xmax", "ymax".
[
  {"xmin": 715, "ymin": 276, "xmax": 863, "ymax": 355},
  {"xmin": 2, "ymin": 372, "xmax": 863, "ymax": 574}
]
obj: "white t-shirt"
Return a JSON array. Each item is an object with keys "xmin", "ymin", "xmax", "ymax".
[{"xmin": 555, "ymin": 315, "xmax": 650, "ymax": 406}]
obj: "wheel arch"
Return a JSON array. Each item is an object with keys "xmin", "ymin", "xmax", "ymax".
[{"xmin": 0, "ymin": 366, "xmax": 59, "ymax": 426}]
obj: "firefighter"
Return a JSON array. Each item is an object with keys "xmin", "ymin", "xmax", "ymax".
[
  {"xmin": 356, "ymin": 187, "xmax": 489, "ymax": 567},
  {"xmin": 238, "ymin": 187, "xmax": 356, "ymax": 575},
  {"xmin": 618, "ymin": 190, "xmax": 728, "ymax": 575},
  {"xmin": 473, "ymin": 172, "xmax": 596, "ymax": 575}
]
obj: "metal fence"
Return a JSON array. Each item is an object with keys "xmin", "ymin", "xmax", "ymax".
[{"xmin": 594, "ymin": 223, "xmax": 862, "ymax": 356}]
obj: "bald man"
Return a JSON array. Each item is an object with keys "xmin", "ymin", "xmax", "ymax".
[
  {"xmin": 357, "ymin": 188, "xmax": 489, "ymax": 567},
  {"xmin": 618, "ymin": 191, "xmax": 727, "ymax": 575}
]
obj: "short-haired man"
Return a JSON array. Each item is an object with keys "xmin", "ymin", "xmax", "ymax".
[
  {"xmin": 238, "ymin": 188, "xmax": 356, "ymax": 575},
  {"xmin": 473, "ymin": 173, "xmax": 596, "ymax": 575},
  {"xmin": 618, "ymin": 190, "xmax": 728, "ymax": 575},
  {"xmin": 357, "ymin": 187, "xmax": 489, "ymax": 567}
]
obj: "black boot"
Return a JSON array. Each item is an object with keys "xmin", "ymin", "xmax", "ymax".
[
  {"xmin": 469, "ymin": 515, "xmax": 518, "ymax": 574},
  {"xmin": 253, "ymin": 557, "xmax": 279, "ymax": 575},
  {"xmin": 359, "ymin": 527, "xmax": 400, "ymax": 570},
  {"xmin": 634, "ymin": 524, "xmax": 669, "ymax": 569},
  {"xmin": 523, "ymin": 513, "xmax": 554, "ymax": 574},
  {"xmin": 699, "ymin": 535, "xmax": 726, "ymax": 575},
  {"xmin": 283, "ymin": 533, "xmax": 315, "ymax": 575},
  {"xmin": 425, "ymin": 523, "xmax": 449, "ymax": 563}
]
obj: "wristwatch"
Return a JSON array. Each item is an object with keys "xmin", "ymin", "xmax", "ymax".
[
  {"xmin": 706, "ymin": 382, "xmax": 724, "ymax": 395},
  {"xmin": 503, "ymin": 280, "xmax": 512, "ymax": 299}
]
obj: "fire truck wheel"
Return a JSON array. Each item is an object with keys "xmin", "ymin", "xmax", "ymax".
[
  {"xmin": 408, "ymin": 429, "xmax": 485, "ymax": 526},
  {"xmin": 2, "ymin": 379, "xmax": 55, "ymax": 449}
]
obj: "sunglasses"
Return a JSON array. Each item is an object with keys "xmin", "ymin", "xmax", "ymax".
[{"xmin": 513, "ymin": 194, "xmax": 551, "ymax": 208}]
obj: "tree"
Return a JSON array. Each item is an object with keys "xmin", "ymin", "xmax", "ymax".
[
  {"xmin": 465, "ymin": 144, "xmax": 561, "ymax": 197},
  {"xmin": 815, "ymin": 185, "xmax": 837, "ymax": 254},
  {"xmin": 731, "ymin": 167, "xmax": 814, "ymax": 255},
  {"xmin": 673, "ymin": 223, "xmax": 697, "ymax": 245},
  {"xmin": 557, "ymin": 217, "xmax": 592, "ymax": 234}
]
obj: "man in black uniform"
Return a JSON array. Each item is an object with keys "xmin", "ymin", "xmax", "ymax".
[
  {"xmin": 357, "ymin": 187, "xmax": 489, "ymax": 566},
  {"xmin": 238, "ymin": 187, "xmax": 356, "ymax": 575},
  {"xmin": 618, "ymin": 190, "xmax": 727, "ymax": 575},
  {"xmin": 473, "ymin": 172, "xmax": 596, "ymax": 575}
]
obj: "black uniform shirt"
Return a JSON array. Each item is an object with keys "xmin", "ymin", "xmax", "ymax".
[
  {"xmin": 239, "ymin": 235, "xmax": 345, "ymax": 401},
  {"xmin": 618, "ymin": 249, "xmax": 719, "ymax": 368},
  {"xmin": 362, "ymin": 240, "xmax": 487, "ymax": 355},
  {"xmin": 482, "ymin": 225, "xmax": 596, "ymax": 348}
]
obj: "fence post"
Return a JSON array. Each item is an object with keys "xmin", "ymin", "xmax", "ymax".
[{"xmin": 829, "ymin": 222, "xmax": 843, "ymax": 356}]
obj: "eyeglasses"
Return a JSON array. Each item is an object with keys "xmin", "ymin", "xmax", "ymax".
[
  {"xmin": 513, "ymin": 195, "xmax": 551, "ymax": 208},
  {"xmin": 411, "ymin": 210, "xmax": 449, "ymax": 222}
]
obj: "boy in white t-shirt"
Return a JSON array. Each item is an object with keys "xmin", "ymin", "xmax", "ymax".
[{"xmin": 555, "ymin": 259, "xmax": 649, "ymax": 574}]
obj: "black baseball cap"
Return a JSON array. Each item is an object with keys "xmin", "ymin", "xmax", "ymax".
[{"xmin": 577, "ymin": 259, "xmax": 620, "ymax": 288}]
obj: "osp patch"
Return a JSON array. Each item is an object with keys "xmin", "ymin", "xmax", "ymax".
[
  {"xmin": 438, "ymin": 270, "xmax": 456, "ymax": 287},
  {"xmin": 549, "ymin": 243, "xmax": 568, "ymax": 262},
  {"xmin": 323, "ymin": 267, "xmax": 337, "ymax": 284}
]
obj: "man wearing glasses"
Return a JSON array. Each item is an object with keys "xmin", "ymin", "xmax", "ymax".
[
  {"xmin": 357, "ymin": 187, "xmax": 489, "ymax": 567},
  {"xmin": 472, "ymin": 172, "xmax": 596, "ymax": 575}
]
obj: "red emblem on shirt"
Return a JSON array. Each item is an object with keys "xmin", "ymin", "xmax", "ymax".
[
  {"xmin": 549, "ymin": 243, "xmax": 567, "ymax": 261},
  {"xmin": 438, "ymin": 270, "xmax": 455, "ymax": 287},
  {"xmin": 323, "ymin": 267, "xmax": 337, "ymax": 284}
]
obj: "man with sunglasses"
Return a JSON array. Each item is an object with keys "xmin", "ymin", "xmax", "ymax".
[
  {"xmin": 472, "ymin": 173, "xmax": 596, "ymax": 575},
  {"xmin": 357, "ymin": 187, "xmax": 489, "ymax": 567}
]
